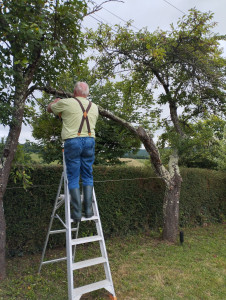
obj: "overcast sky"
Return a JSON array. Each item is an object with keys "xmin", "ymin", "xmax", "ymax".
[{"xmin": 1, "ymin": 0, "xmax": 225, "ymax": 143}]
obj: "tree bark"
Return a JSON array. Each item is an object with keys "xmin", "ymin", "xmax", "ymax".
[
  {"xmin": 162, "ymin": 178, "xmax": 181, "ymax": 242},
  {"xmin": 0, "ymin": 168, "xmax": 6, "ymax": 280},
  {"xmin": 0, "ymin": 65, "xmax": 37, "ymax": 279},
  {"xmin": 0, "ymin": 93, "xmax": 26, "ymax": 280}
]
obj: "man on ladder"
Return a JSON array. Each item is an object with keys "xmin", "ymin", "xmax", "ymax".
[
  {"xmin": 46, "ymin": 82, "xmax": 116, "ymax": 300},
  {"xmin": 47, "ymin": 82, "xmax": 99, "ymax": 222}
]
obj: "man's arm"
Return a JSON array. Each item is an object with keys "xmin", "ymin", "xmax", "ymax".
[{"xmin": 47, "ymin": 98, "xmax": 61, "ymax": 113}]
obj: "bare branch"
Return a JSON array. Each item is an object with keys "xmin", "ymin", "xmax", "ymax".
[
  {"xmin": 85, "ymin": 0, "xmax": 124, "ymax": 17},
  {"xmin": 37, "ymin": 85, "xmax": 73, "ymax": 98}
]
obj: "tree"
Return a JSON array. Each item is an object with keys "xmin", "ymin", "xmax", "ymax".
[
  {"xmin": 0, "ymin": 0, "xmax": 120, "ymax": 280},
  {"xmin": 84, "ymin": 9, "xmax": 225, "ymax": 242},
  {"xmin": 39, "ymin": 9, "xmax": 225, "ymax": 243},
  {"xmin": 215, "ymin": 125, "xmax": 226, "ymax": 171}
]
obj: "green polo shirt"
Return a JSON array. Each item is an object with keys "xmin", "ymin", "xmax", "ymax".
[{"xmin": 51, "ymin": 97, "xmax": 99, "ymax": 140}]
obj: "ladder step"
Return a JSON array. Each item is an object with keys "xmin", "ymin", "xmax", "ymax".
[
  {"xmin": 81, "ymin": 215, "xmax": 98, "ymax": 221},
  {"xmin": 50, "ymin": 227, "xmax": 78, "ymax": 234},
  {"xmin": 70, "ymin": 216, "xmax": 99, "ymax": 223},
  {"xmin": 71, "ymin": 235, "xmax": 102, "ymax": 245},
  {"xmin": 42, "ymin": 257, "xmax": 67, "ymax": 265},
  {"xmin": 72, "ymin": 257, "xmax": 106, "ymax": 270},
  {"xmin": 73, "ymin": 280, "xmax": 112, "ymax": 297}
]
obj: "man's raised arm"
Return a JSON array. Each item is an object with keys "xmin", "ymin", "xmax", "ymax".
[{"xmin": 47, "ymin": 98, "xmax": 61, "ymax": 113}]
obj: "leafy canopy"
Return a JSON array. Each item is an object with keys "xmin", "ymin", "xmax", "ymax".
[
  {"xmin": 88, "ymin": 8, "xmax": 226, "ymax": 133},
  {"xmin": 0, "ymin": 0, "xmax": 87, "ymax": 125},
  {"xmin": 158, "ymin": 115, "xmax": 226, "ymax": 169}
]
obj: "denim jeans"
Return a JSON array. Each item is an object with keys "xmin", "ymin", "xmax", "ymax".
[{"xmin": 64, "ymin": 137, "xmax": 95, "ymax": 189}]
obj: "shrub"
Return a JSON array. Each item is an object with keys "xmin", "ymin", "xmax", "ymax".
[{"xmin": 3, "ymin": 165, "xmax": 226, "ymax": 254}]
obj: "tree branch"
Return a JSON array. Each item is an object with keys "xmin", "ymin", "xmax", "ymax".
[
  {"xmin": 35, "ymin": 85, "xmax": 171, "ymax": 184},
  {"xmin": 85, "ymin": 0, "xmax": 124, "ymax": 17},
  {"xmin": 169, "ymin": 100, "xmax": 186, "ymax": 138}
]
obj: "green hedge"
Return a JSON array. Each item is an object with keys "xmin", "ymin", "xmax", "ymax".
[{"xmin": 3, "ymin": 166, "xmax": 226, "ymax": 255}]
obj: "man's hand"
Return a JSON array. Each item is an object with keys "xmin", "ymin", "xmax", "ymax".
[{"xmin": 47, "ymin": 98, "xmax": 61, "ymax": 113}]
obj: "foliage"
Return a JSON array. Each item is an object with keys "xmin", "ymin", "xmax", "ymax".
[
  {"xmin": 95, "ymin": 118, "xmax": 141, "ymax": 165},
  {"xmin": 3, "ymin": 165, "xmax": 226, "ymax": 253},
  {"xmin": 91, "ymin": 80, "xmax": 143, "ymax": 164},
  {"xmin": 0, "ymin": 138, "xmax": 33, "ymax": 189},
  {"xmin": 32, "ymin": 97, "xmax": 63, "ymax": 164},
  {"xmin": 158, "ymin": 115, "xmax": 226, "ymax": 169},
  {"xmin": 0, "ymin": 0, "xmax": 87, "ymax": 127},
  {"xmin": 22, "ymin": 141, "xmax": 41, "ymax": 154},
  {"xmin": 215, "ymin": 125, "xmax": 226, "ymax": 171}
]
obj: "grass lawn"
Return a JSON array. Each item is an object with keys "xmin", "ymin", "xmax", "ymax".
[
  {"xmin": 0, "ymin": 224, "xmax": 225, "ymax": 300},
  {"xmin": 30, "ymin": 153, "xmax": 60, "ymax": 165},
  {"xmin": 30, "ymin": 155, "xmax": 148, "ymax": 167},
  {"xmin": 119, "ymin": 158, "xmax": 148, "ymax": 167}
]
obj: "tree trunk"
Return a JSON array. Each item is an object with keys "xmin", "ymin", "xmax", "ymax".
[
  {"xmin": 0, "ymin": 169, "xmax": 6, "ymax": 280},
  {"xmin": 0, "ymin": 89, "xmax": 26, "ymax": 280},
  {"xmin": 162, "ymin": 175, "xmax": 182, "ymax": 242},
  {"xmin": 162, "ymin": 149, "xmax": 182, "ymax": 242}
]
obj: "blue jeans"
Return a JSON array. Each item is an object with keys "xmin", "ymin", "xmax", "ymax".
[{"xmin": 64, "ymin": 137, "xmax": 95, "ymax": 190}]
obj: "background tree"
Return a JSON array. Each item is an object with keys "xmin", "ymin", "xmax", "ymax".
[
  {"xmin": 158, "ymin": 115, "xmax": 226, "ymax": 169},
  {"xmin": 215, "ymin": 125, "xmax": 226, "ymax": 171},
  {"xmin": 0, "ymin": 0, "xmax": 120, "ymax": 280},
  {"xmin": 84, "ymin": 9, "xmax": 226, "ymax": 242}
]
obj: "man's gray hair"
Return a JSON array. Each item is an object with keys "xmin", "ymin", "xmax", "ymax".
[{"xmin": 74, "ymin": 82, "xmax": 89, "ymax": 97}]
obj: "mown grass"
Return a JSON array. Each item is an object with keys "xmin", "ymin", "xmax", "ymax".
[
  {"xmin": 119, "ymin": 158, "xmax": 148, "ymax": 167},
  {"xmin": 0, "ymin": 224, "xmax": 225, "ymax": 300},
  {"xmin": 30, "ymin": 154, "xmax": 148, "ymax": 167},
  {"xmin": 30, "ymin": 153, "xmax": 60, "ymax": 165}
]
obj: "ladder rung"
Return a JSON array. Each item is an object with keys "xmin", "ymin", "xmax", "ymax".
[
  {"xmin": 70, "ymin": 216, "xmax": 99, "ymax": 223},
  {"xmin": 81, "ymin": 215, "xmax": 99, "ymax": 221},
  {"xmin": 72, "ymin": 257, "xmax": 106, "ymax": 270},
  {"xmin": 73, "ymin": 280, "xmax": 112, "ymax": 297},
  {"xmin": 71, "ymin": 235, "xmax": 102, "ymax": 245},
  {"xmin": 50, "ymin": 227, "xmax": 78, "ymax": 234},
  {"xmin": 42, "ymin": 257, "xmax": 67, "ymax": 265}
]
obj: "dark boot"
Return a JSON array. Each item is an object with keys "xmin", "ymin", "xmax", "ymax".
[
  {"xmin": 69, "ymin": 188, "xmax": 82, "ymax": 222},
  {"xmin": 83, "ymin": 185, "xmax": 94, "ymax": 218}
]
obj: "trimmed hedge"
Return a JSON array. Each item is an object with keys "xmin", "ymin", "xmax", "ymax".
[{"xmin": 3, "ymin": 166, "xmax": 226, "ymax": 255}]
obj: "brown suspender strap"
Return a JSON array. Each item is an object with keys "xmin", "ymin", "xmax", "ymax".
[{"xmin": 74, "ymin": 97, "xmax": 92, "ymax": 136}]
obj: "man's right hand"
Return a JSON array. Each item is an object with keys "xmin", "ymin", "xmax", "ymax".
[{"xmin": 47, "ymin": 98, "xmax": 61, "ymax": 113}]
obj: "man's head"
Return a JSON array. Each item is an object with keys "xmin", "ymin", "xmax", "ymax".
[{"xmin": 74, "ymin": 82, "xmax": 89, "ymax": 98}]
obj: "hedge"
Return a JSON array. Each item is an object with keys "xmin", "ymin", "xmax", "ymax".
[{"xmin": 3, "ymin": 165, "xmax": 226, "ymax": 255}]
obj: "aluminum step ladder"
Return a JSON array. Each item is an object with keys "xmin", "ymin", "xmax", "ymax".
[{"xmin": 38, "ymin": 151, "xmax": 117, "ymax": 300}]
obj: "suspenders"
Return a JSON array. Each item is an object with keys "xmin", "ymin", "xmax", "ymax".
[{"xmin": 74, "ymin": 97, "xmax": 92, "ymax": 136}]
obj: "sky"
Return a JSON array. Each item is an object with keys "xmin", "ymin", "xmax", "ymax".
[{"xmin": 0, "ymin": 0, "xmax": 225, "ymax": 143}]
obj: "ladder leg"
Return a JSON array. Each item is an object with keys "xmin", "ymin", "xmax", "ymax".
[
  {"xmin": 64, "ymin": 167, "xmax": 74, "ymax": 300},
  {"xmin": 92, "ymin": 189, "xmax": 117, "ymax": 298},
  {"xmin": 72, "ymin": 221, "xmax": 80, "ymax": 262},
  {"xmin": 38, "ymin": 172, "xmax": 64, "ymax": 274}
]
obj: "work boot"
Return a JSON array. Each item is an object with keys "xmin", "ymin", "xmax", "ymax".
[
  {"xmin": 83, "ymin": 185, "xmax": 94, "ymax": 218},
  {"xmin": 69, "ymin": 188, "xmax": 82, "ymax": 222}
]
